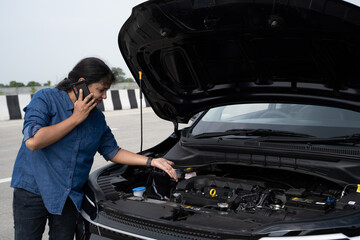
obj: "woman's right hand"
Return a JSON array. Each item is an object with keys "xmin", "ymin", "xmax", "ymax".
[{"xmin": 72, "ymin": 89, "xmax": 97, "ymax": 124}]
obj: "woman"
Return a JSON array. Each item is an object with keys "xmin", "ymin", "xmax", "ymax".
[{"xmin": 11, "ymin": 57, "xmax": 178, "ymax": 240}]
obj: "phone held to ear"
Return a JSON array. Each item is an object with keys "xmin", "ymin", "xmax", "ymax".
[
  {"xmin": 72, "ymin": 81, "xmax": 91, "ymax": 101},
  {"xmin": 72, "ymin": 81, "xmax": 97, "ymax": 113}
]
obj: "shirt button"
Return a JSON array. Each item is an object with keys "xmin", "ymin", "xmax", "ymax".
[{"xmin": 66, "ymin": 188, "xmax": 70, "ymax": 191}]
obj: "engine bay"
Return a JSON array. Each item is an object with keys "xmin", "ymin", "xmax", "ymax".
[{"xmin": 112, "ymin": 164, "xmax": 360, "ymax": 222}]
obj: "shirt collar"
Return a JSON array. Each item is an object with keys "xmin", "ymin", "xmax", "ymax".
[{"xmin": 59, "ymin": 89, "xmax": 74, "ymax": 111}]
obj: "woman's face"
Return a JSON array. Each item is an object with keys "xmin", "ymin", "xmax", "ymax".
[{"xmin": 87, "ymin": 80, "xmax": 111, "ymax": 104}]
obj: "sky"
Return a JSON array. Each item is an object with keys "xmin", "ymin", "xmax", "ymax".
[{"xmin": 0, "ymin": 0, "xmax": 145, "ymax": 85}]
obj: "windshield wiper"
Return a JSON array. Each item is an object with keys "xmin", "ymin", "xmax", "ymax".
[
  {"xmin": 258, "ymin": 133, "xmax": 360, "ymax": 144},
  {"xmin": 193, "ymin": 129, "xmax": 315, "ymax": 139},
  {"xmin": 331, "ymin": 133, "xmax": 360, "ymax": 140},
  {"xmin": 309, "ymin": 134, "xmax": 360, "ymax": 143}
]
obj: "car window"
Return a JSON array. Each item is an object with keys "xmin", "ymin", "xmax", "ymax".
[
  {"xmin": 220, "ymin": 104, "xmax": 269, "ymax": 120},
  {"xmin": 191, "ymin": 103, "xmax": 360, "ymax": 138}
]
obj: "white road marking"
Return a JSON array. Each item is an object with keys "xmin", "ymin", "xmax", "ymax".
[{"xmin": 0, "ymin": 178, "xmax": 11, "ymax": 184}]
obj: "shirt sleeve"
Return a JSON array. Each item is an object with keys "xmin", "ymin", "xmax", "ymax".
[
  {"xmin": 97, "ymin": 125, "xmax": 120, "ymax": 161},
  {"xmin": 22, "ymin": 90, "xmax": 52, "ymax": 141}
]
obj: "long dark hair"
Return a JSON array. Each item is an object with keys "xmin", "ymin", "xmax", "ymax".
[{"xmin": 56, "ymin": 57, "xmax": 115, "ymax": 91}]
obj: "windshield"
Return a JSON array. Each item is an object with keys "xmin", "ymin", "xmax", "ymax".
[{"xmin": 191, "ymin": 103, "xmax": 360, "ymax": 138}]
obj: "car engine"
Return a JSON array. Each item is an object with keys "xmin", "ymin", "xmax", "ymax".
[{"xmin": 113, "ymin": 164, "xmax": 360, "ymax": 221}]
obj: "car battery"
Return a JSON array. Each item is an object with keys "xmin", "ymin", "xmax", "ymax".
[
  {"xmin": 336, "ymin": 192, "xmax": 360, "ymax": 210},
  {"xmin": 287, "ymin": 196, "xmax": 333, "ymax": 211}
]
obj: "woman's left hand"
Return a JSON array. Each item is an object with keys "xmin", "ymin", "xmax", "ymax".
[
  {"xmin": 151, "ymin": 158, "xmax": 178, "ymax": 182},
  {"xmin": 110, "ymin": 149, "xmax": 178, "ymax": 182}
]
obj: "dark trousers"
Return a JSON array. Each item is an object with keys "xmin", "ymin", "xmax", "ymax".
[{"xmin": 13, "ymin": 188, "xmax": 78, "ymax": 240}]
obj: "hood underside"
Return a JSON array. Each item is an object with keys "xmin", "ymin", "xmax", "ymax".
[{"xmin": 119, "ymin": 0, "xmax": 360, "ymax": 123}]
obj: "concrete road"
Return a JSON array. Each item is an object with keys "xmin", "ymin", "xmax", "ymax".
[{"xmin": 0, "ymin": 108, "xmax": 182, "ymax": 240}]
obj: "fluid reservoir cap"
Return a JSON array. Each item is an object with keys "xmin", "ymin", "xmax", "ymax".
[{"xmin": 133, "ymin": 186, "xmax": 146, "ymax": 191}]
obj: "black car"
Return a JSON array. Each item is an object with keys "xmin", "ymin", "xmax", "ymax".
[{"xmin": 78, "ymin": 0, "xmax": 360, "ymax": 239}]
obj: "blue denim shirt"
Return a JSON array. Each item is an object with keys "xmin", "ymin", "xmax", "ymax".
[{"xmin": 11, "ymin": 88, "xmax": 120, "ymax": 215}]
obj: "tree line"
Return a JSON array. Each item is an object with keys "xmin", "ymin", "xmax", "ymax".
[{"xmin": 0, "ymin": 67, "xmax": 134, "ymax": 88}]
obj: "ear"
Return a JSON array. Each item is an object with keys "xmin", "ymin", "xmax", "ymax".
[{"xmin": 78, "ymin": 77, "xmax": 85, "ymax": 82}]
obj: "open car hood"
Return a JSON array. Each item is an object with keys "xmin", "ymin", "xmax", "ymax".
[{"xmin": 119, "ymin": 0, "xmax": 360, "ymax": 123}]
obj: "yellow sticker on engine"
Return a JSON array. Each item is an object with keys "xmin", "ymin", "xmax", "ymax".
[
  {"xmin": 357, "ymin": 184, "xmax": 360, "ymax": 193},
  {"xmin": 210, "ymin": 189, "xmax": 216, "ymax": 197}
]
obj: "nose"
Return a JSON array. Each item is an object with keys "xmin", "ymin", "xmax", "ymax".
[{"xmin": 102, "ymin": 91, "xmax": 107, "ymax": 99}]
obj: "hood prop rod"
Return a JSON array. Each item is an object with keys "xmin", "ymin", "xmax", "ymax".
[{"xmin": 139, "ymin": 71, "xmax": 144, "ymax": 152}]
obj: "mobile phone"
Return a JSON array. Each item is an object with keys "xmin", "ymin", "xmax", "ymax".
[
  {"xmin": 72, "ymin": 81, "xmax": 91, "ymax": 101},
  {"xmin": 72, "ymin": 81, "xmax": 97, "ymax": 113}
]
